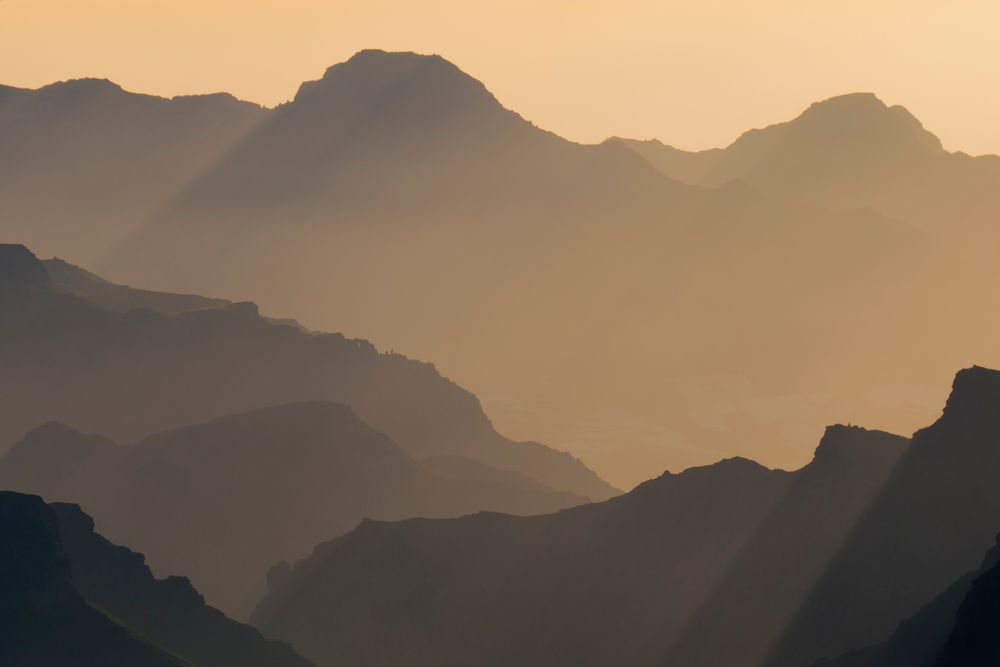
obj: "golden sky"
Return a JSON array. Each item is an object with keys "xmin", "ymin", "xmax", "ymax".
[{"xmin": 2, "ymin": 0, "xmax": 998, "ymax": 154}]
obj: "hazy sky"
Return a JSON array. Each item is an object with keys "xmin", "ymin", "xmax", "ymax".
[{"xmin": 3, "ymin": 0, "xmax": 998, "ymax": 154}]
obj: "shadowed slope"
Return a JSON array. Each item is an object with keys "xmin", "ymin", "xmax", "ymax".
[
  {"xmin": 937, "ymin": 537, "xmax": 1000, "ymax": 666},
  {"xmin": 0, "ymin": 244, "xmax": 616, "ymax": 502},
  {"xmin": 762, "ymin": 366, "xmax": 1000, "ymax": 667},
  {"xmin": 253, "ymin": 457, "xmax": 794, "ymax": 667},
  {"xmin": 253, "ymin": 367, "xmax": 1000, "ymax": 667},
  {"xmin": 51, "ymin": 502, "xmax": 313, "ymax": 667},
  {"xmin": 815, "ymin": 534, "xmax": 1000, "ymax": 667},
  {"xmin": 0, "ymin": 491, "xmax": 190, "ymax": 667},
  {"xmin": 0, "ymin": 402, "xmax": 585, "ymax": 617}
]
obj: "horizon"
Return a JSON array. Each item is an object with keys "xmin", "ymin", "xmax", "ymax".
[
  {"xmin": 10, "ymin": 55, "xmax": 996, "ymax": 158},
  {"xmin": 3, "ymin": 0, "xmax": 1000, "ymax": 155}
]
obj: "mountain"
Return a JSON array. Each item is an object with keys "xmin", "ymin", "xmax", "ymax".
[
  {"xmin": 251, "ymin": 367, "xmax": 1000, "ymax": 667},
  {"xmin": 50, "ymin": 501, "xmax": 313, "ymax": 667},
  {"xmin": 617, "ymin": 92, "xmax": 1000, "ymax": 230},
  {"xmin": 0, "ymin": 400, "xmax": 585, "ymax": 617},
  {"xmin": 0, "ymin": 78, "xmax": 267, "ymax": 260},
  {"xmin": 6, "ymin": 55, "xmax": 999, "ymax": 491},
  {"xmin": 815, "ymin": 533, "xmax": 1000, "ymax": 667},
  {"xmin": 0, "ymin": 491, "xmax": 189, "ymax": 666},
  {"xmin": 761, "ymin": 366, "xmax": 1000, "ymax": 667},
  {"xmin": 0, "ymin": 490, "xmax": 310, "ymax": 667},
  {"xmin": 251, "ymin": 423, "xmax": 907, "ymax": 667},
  {"xmin": 0, "ymin": 243, "xmax": 615, "ymax": 503}
]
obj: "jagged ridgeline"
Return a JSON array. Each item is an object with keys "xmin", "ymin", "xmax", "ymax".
[
  {"xmin": 0, "ymin": 243, "xmax": 613, "ymax": 617},
  {"xmin": 6, "ymin": 50, "xmax": 999, "ymax": 489},
  {"xmin": 252, "ymin": 367, "xmax": 1000, "ymax": 667}
]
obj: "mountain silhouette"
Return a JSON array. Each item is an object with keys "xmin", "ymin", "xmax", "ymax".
[
  {"xmin": 617, "ymin": 92, "xmax": 1000, "ymax": 229},
  {"xmin": 760, "ymin": 366, "xmax": 1000, "ymax": 667},
  {"xmin": 0, "ymin": 490, "xmax": 188, "ymax": 666},
  {"xmin": 251, "ymin": 425, "xmax": 905, "ymax": 666},
  {"xmin": 0, "ymin": 79, "xmax": 266, "ymax": 259},
  {"xmin": 0, "ymin": 400, "xmax": 585, "ymax": 617},
  {"xmin": 50, "ymin": 501, "xmax": 313, "ymax": 667},
  {"xmin": 251, "ymin": 366, "xmax": 1000, "ymax": 667},
  {"xmin": 5, "ymin": 55, "xmax": 1000, "ymax": 491},
  {"xmin": 0, "ymin": 490, "xmax": 311, "ymax": 666},
  {"xmin": 0, "ymin": 244, "xmax": 615, "ymax": 503}
]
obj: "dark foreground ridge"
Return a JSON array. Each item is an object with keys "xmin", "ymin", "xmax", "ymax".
[{"xmin": 251, "ymin": 366, "xmax": 1000, "ymax": 667}]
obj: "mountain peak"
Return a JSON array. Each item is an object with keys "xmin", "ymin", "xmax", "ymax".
[
  {"xmin": 809, "ymin": 424, "xmax": 908, "ymax": 472},
  {"xmin": 293, "ymin": 49, "xmax": 502, "ymax": 117},
  {"xmin": 788, "ymin": 92, "xmax": 943, "ymax": 152},
  {"xmin": 37, "ymin": 77, "xmax": 126, "ymax": 99},
  {"xmin": 0, "ymin": 244, "xmax": 50, "ymax": 287},
  {"xmin": 936, "ymin": 366, "xmax": 1000, "ymax": 428}
]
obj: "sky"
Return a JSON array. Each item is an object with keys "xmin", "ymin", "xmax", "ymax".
[{"xmin": 2, "ymin": 0, "xmax": 999, "ymax": 154}]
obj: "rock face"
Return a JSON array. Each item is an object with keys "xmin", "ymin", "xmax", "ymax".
[
  {"xmin": 0, "ymin": 401, "xmax": 585, "ymax": 617},
  {"xmin": 0, "ymin": 244, "xmax": 616, "ymax": 504},
  {"xmin": 251, "ymin": 367, "xmax": 1000, "ymax": 667},
  {"xmin": 0, "ymin": 491, "xmax": 188, "ymax": 667}
]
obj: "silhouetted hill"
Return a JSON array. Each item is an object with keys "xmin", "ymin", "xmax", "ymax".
[
  {"xmin": 761, "ymin": 366, "xmax": 1000, "ymax": 667},
  {"xmin": 251, "ymin": 421, "xmax": 912, "ymax": 666},
  {"xmin": 618, "ymin": 92, "xmax": 1000, "ymax": 230},
  {"xmin": 51, "ymin": 501, "xmax": 313, "ymax": 667},
  {"xmin": 0, "ymin": 401, "xmax": 585, "ymax": 616},
  {"xmin": 43, "ymin": 257, "xmax": 229, "ymax": 314},
  {"xmin": 0, "ymin": 491, "xmax": 190, "ymax": 666},
  {"xmin": 5, "ymin": 55, "xmax": 982, "ymax": 490},
  {"xmin": 252, "ymin": 367, "xmax": 1000, "ymax": 667},
  {"xmin": 0, "ymin": 244, "xmax": 615, "ymax": 503},
  {"xmin": 0, "ymin": 79, "xmax": 266, "ymax": 259}
]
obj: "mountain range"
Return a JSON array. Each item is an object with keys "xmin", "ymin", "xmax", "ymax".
[
  {"xmin": 251, "ymin": 366, "xmax": 1000, "ymax": 667},
  {"xmin": 8, "ymin": 50, "xmax": 999, "ymax": 487},
  {"xmin": 0, "ymin": 242, "xmax": 608, "ymax": 616}
]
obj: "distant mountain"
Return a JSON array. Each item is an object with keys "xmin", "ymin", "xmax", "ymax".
[
  {"xmin": 0, "ymin": 400, "xmax": 585, "ymax": 617},
  {"xmin": 0, "ymin": 490, "xmax": 310, "ymax": 667},
  {"xmin": 0, "ymin": 491, "xmax": 189, "ymax": 666},
  {"xmin": 0, "ymin": 78, "xmax": 266, "ymax": 260},
  {"xmin": 252, "ymin": 367, "xmax": 1000, "ymax": 667},
  {"xmin": 617, "ymin": 92, "xmax": 1000, "ymax": 230},
  {"xmin": 0, "ymin": 243, "xmax": 615, "ymax": 504},
  {"xmin": 6, "ymin": 55, "xmax": 999, "ymax": 490},
  {"xmin": 42, "ymin": 257, "xmax": 229, "ymax": 315}
]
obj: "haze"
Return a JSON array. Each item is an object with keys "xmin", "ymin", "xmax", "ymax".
[
  {"xmin": 3, "ymin": 0, "xmax": 1000, "ymax": 155},
  {"xmin": 6, "ymin": 3, "xmax": 1000, "ymax": 666}
]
